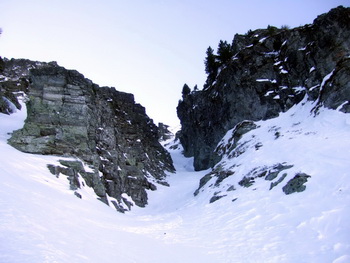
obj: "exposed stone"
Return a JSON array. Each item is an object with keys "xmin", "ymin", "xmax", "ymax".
[
  {"xmin": 3, "ymin": 59, "xmax": 174, "ymax": 211},
  {"xmin": 47, "ymin": 160, "xmax": 100, "ymax": 196},
  {"xmin": 194, "ymin": 164, "xmax": 235, "ymax": 196},
  {"xmin": 0, "ymin": 58, "xmax": 32, "ymax": 114},
  {"xmin": 194, "ymin": 162, "xmax": 295, "ymax": 198},
  {"xmin": 194, "ymin": 173, "xmax": 213, "ymax": 196},
  {"xmin": 214, "ymin": 170, "xmax": 234, "ymax": 186},
  {"xmin": 215, "ymin": 120, "xmax": 258, "ymax": 158},
  {"xmin": 74, "ymin": 191, "xmax": 82, "ymax": 199},
  {"xmin": 227, "ymin": 185, "xmax": 236, "ymax": 192},
  {"xmin": 177, "ymin": 6, "xmax": 350, "ymax": 171},
  {"xmin": 269, "ymin": 173, "xmax": 288, "ymax": 190},
  {"xmin": 209, "ymin": 194, "xmax": 227, "ymax": 203},
  {"xmin": 265, "ymin": 163, "xmax": 294, "ymax": 181},
  {"xmin": 282, "ymin": 173, "xmax": 311, "ymax": 195},
  {"xmin": 316, "ymin": 57, "xmax": 350, "ymax": 113},
  {"xmin": 238, "ymin": 177, "xmax": 255, "ymax": 188}
]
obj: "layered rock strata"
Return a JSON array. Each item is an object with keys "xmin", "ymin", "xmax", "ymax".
[{"xmin": 2, "ymin": 59, "xmax": 174, "ymax": 212}]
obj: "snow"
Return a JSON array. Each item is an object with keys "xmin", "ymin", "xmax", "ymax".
[
  {"xmin": 265, "ymin": 90, "xmax": 275, "ymax": 96},
  {"xmin": 319, "ymin": 70, "xmax": 335, "ymax": 93},
  {"xmin": 1, "ymin": 97, "xmax": 350, "ymax": 262},
  {"xmin": 264, "ymin": 51, "xmax": 279, "ymax": 57},
  {"xmin": 196, "ymin": 98, "xmax": 350, "ymax": 262},
  {"xmin": 292, "ymin": 86, "xmax": 307, "ymax": 93},
  {"xmin": 256, "ymin": 79, "xmax": 277, "ymax": 83},
  {"xmin": 121, "ymin": 193, "xmax": 136, "ymax": 206},
  {"xmin": 256, "ymin": 78, "xmax": 270, "ymax": 82},
  {"xmin": 0, "ymin": 100, "xmax": 215, "ymax": 262},
  {"xmin": 259, "ymin": 37, "xmax": 268, "ymax": 43},
  {"xmin": 337, "ymin": 101, "xmax": 349, "ymax": 111},
  {"xmin": 0, "ymin": 75, "xmax": 9, "ymax": 82},
  {"xmin": 310, "ymin": 84, "xmax": 320, "ymax": 91}
]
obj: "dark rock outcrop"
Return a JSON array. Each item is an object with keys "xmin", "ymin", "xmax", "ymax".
[
  {"xmin": 177, "ymin": 6, "xmax": 350, "ymax": 171},
  {"xmin": 316, "ymin": 57, "xmax": 350, "ymax": 113},
  {"xmin": 0, "ymin": 58, "xmax": 32, "ymax": 114},
  {"xmin": 2, "ymin": 59, "xmax": 174, "ymax": 212},
  {"xmin": 282, "ymin": 173, "xmax": 311, "ymax": 195}
]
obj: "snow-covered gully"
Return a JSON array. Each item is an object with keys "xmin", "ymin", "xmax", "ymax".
[{"xmin": 1, "ymin": 99, "xmax": 350, "ymax": 262}]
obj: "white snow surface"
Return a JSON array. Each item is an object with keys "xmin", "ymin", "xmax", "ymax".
[{"xmin": 1, "ymin": 98, "xmax": 350, "ymax": 262}]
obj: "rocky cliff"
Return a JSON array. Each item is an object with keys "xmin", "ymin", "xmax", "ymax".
[
  {"xmin": 0, "ymin": 58, "xmax": 174, "ymax": 212},
  {"xmin": 177, "ymin": 6, "xmax": 350, "ymax": 171}
]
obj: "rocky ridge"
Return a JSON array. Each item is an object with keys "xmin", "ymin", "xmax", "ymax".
[
  {"xmin": 0, "ymin": 58, "xmax": 174, "ymax": 212},
  {"xmin": 177, "ymin": 6, "xmax": 350, "ymax": 171}
]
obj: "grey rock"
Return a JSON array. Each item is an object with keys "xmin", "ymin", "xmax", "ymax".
[
  {"xmin": 227, "ymin": 185, "xmax": 236, "ymax": 192},
  {"xmin": 265, "ymin": 164, "xmax": 294, "ymax": 181},
  {"xmin": 177, "ymin": 6, "xmax": 350, "ymax": 171},
  {"xmin": 193, "ymin": 173, "xmax": 213, "ymax": 196},
  {"xmin": 215, "ymin": 120, "xmax": 258, "ymax": 158},
  {"xmin": 269, "ymin": 173, "xmax": 288, "ymax": 190},
  {"xmin": 282, "ymin": 173, "xmax": 311, "ymax": 195},
  {"xmin": 214, "ymin": 170, "xmax": 234, "ymax": 186},
  {"xmin": 316, "ymin": 58, "xmax": 350, "ymax": 113},
  {"xmin": 74, "ymin": 191, "xmax": 82, "ymax": 199},
  {"xmin": 4, "ymin": 59, "xmax": 174, "ymax": 211},
  {"xmin": 194, "ymin": 165, "xmax": 234, "ymax": 196},
  {"xmin": 238, "ymin": 177, "xmax": 255, "ymax": 188},
  {"xmin": 194, "ymin": 162, "xmax": 294, "ymax": 198},
  {"xmin": 209, "ymin": 194, "xmax": 226, "ymax": 203}
]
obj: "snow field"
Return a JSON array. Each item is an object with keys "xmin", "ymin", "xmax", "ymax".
[{"xmin": 0, "ymin": 97, "xmax": 350, "ymax": 262}]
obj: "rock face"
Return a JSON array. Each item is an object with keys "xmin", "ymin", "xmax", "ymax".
[
  {"xmin": 177, "ymin": 6, "xmax": 350, "ymax": 171},
  {"xmin": 282, "ymin": 173, "xmax": 311, "ymax": 195},
  {"xmin": 1, "ymin": 58, "xmax": 174, "ymax": 212},
  {"xmin": 0, "ymin": 58, "xmax": 34, "ymax": 114}
]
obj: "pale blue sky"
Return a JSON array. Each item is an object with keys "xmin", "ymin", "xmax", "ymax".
[{"xmin": 0, "ymin": 0, "xmax": 348, "ymax": 126}]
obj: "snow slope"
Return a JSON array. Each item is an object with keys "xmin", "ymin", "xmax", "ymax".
[
  {"xmin": 1, "ymin": 97, "xmax": 350, "ymax": 262},
  {"xmin": 0, "ymin": 100, "xmax": 216, "ymax": 262}
]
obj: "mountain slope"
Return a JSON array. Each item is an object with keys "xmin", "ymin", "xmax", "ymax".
[
  {"xmin": 0, "ymin": 58, "xmax": 174, "ymax": 212},
  {"xmin": 167, "ymin": 99, "xmax": 350, "ymax": 262},
  {"xmin": 1, "ymin": 6, "xmax": 350, "ymax": 263},
  {"xmin": 177, "ymin": 6, "xmax": 350, "ymax": 170},
  {"xmin": 1, "ymin": 97, "xmax": 350, "ymax": 262},
  {"xmin": 0, "ymin": 100, "xmax": 215, "ymax": 263}
]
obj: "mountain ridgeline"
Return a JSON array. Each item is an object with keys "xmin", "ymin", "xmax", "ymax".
[
  {"xmin": 0, "ymin": 59, "xmax": 174, "ymax": 212},
  {"xmin": 177, "ymin": 6, "xmax": 350, "ymax": 171}
]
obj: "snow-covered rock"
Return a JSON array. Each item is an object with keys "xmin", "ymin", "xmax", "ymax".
[
  {"xmin": 0, "ymin": 59, "xmax": 174, "ymax": 212},
  {"xmin": 177, "ymin": 6, "xmax": 350, "ymax": 171}
]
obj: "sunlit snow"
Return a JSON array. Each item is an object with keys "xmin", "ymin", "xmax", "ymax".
[{"xmin": 0, "ymin": 97, "xmax": 350, "ymax": 262}]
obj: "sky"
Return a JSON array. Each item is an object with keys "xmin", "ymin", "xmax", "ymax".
[{"xmin": 0, "ymin": 0, "xmax": 349, "ymax": 126}]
